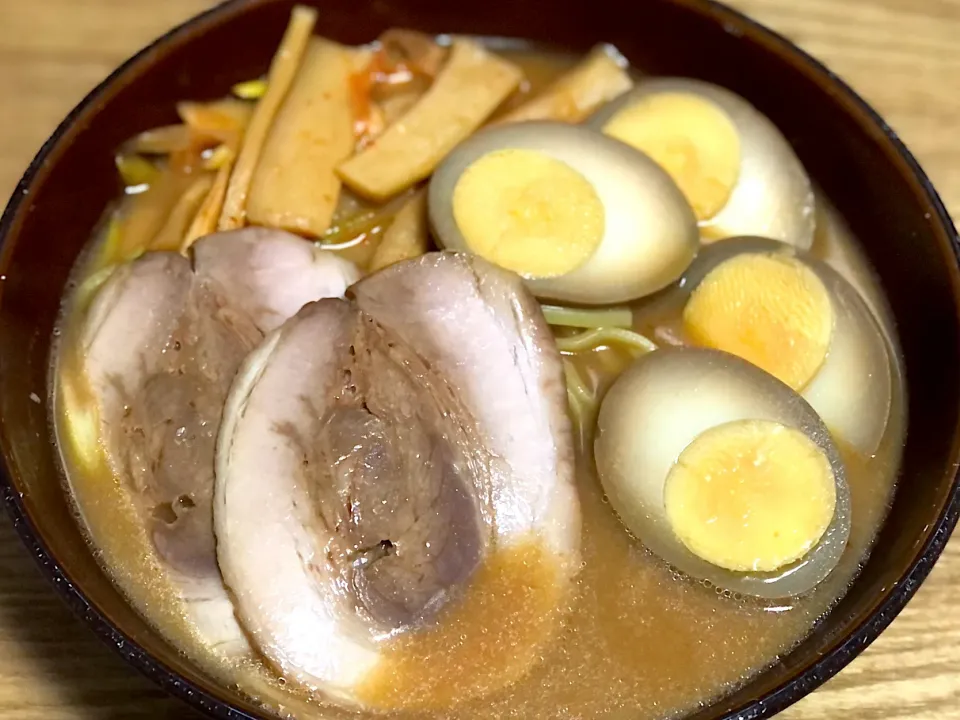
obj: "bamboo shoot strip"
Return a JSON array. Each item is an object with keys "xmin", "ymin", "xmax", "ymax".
[
  {"xmin": 246, "ymin": 40, "xmax": 364, "ymax": 237},
  {"xmin": 368, "ymin": 190, "xmax": 429, "ymax": 272},
  {"xmin": 150, "ymin": 174, "xmax": 215, "ymax": 252},
  {"xmin": 337, "ymin": 40, "xmax": 523, "ymax": 201},
  {"xmin": 182, "ymin": 162, "xmax": 232, "ymax": 251},
  {"xmin": 218, "ymin": 5, "xmax": 317, "ymax": 230},
  {"xmin": 496, "ymin": 45, "xmax": 632, "ymax": 124},
  {"xmin": 180, "ymin": 102, "xmax": 254, "ymax": 250}
]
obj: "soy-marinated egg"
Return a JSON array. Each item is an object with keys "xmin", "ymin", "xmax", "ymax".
[
  {"xmin": 595, "ymin": 347, "xmax": 851, "ymax": 598},
  {"xmin": 587, "ymin": 79, "xmax": 815, "ymax": 250},
  {"xmin": 429, "ymin": 121, "xmax": 699, "ymax": 304},
  {"xmin": 678, "ymin": 237, "xmax": 893, "ymax": 455}
]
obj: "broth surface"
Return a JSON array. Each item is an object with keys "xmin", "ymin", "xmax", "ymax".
[{"xmin": 52, "ymin": 45, "xmax": 904, "ymax": 720}]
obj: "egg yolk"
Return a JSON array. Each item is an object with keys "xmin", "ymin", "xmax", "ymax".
[
  {"xmin": 451, "ymin": 148, "xmax": 605, "ymax": 278},
  {"xmin": 601, "ymin": 92, "xmax": 740, "ymax": 221},
  {"xmin": 683, "ymin": 253, "xmax": 834, "ymax": 391},
  {"xmin": 664, "ymin": 419, "xmax": 836, "ymax": 573}
]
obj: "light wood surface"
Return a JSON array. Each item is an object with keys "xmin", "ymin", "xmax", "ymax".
[{"xmin": 0, "ymin": 0, "xmax": 958, "ymax": 718}]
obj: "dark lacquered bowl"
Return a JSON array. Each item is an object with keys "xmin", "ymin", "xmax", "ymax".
[{"xmin": 1, "ymin": 0, "xmax": 958, "ymax": 718}]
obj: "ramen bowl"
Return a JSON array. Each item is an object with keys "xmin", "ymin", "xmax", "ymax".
[{"xmin": 0, "ymin": 0, "xmax": 958, "ymax": 718}]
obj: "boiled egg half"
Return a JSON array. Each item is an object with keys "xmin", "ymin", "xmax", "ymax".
[
  {"xmin": 587, "ymin": 79, "xmax": 816, "ymax": 250},
  {"xmin": 595, "ymin": 347, "xmax": 851, "ymax": 598},
  {"xmin": 678, "ymin": 237, "xmax": 893, "ymax": 455},
  {"xmin": 429, "ymin": 121, "xmax": 699, "ymax": 304}
]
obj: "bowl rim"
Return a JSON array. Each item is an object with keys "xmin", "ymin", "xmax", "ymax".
[{"xmin": 1, "ymin": 0, "xmax": 959, "ymax": 718}]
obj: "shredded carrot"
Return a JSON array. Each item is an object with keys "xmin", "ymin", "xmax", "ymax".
[
  {"xmin": 347, "ymin": 34, "xmax": 446, "ymax": 149},
  {"xmin": 156, "ymin": 98, "xmax": 252, "ymax": 247},
  {"xmin": 349, "ymin": 65, "xmax": 376, "ymax": 139},
  {"xmin": 177, "ymin": 99, "xmax": 253, "ymax": 147},
  {"xmin": 349, "ymin": 52, "xmax": 394, "ymax": 144},
  {"xmin": 338, "ymin": 40, "xmax": 522, "ymax": 201}
]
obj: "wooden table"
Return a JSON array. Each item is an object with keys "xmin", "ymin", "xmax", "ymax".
[{"xmin": 0, "ymin": 0, "xmax": 958, "ymax": 717}]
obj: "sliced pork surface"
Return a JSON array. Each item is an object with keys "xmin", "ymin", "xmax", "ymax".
[
  {"xmin": 351, "ymin": 252, "xmax": 580, "ymax": 558},
  {"xmin": 214, "ymin": 252, "xmax": 580, "ymax": 706},
  {"xmin": 79, "ymin": 228, "xmax": 359, "ymax": 655},
  {"xmin": 192, "ymin": 227, "xmax": 360, "ymax": 332}
]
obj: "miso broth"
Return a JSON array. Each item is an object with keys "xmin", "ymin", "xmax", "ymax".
[{"xmin": 52, "ymin": 16, "xmax": 904, "ymax": 720}]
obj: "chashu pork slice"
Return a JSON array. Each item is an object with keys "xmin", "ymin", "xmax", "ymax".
[
  {"xmin": 79, "ymin": 228, "xmax": 359, "ymax": 656},
  {"xmin": 215, "ymin": 252, "xmax": 580, "ymax": 708},
  {"xmin": 351, "ymin": 253, "xmax": 580, "ymax": 558}
]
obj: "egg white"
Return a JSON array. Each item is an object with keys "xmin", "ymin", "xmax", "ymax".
[
  {"xmin": 429, "ymin": 121, "xmax": 699, "ymax": 304},
  {"xmin": 595, "ymin": 347, "xmax": 851, "ymax": 598},
  {"xmin": 803, "ymin": 261, "xmax": 892, "ymax": 455},
  {"xmin": 677, "ymin": 237, "xmax": 893, "ymax": 454},
  {"xmin": 588, "ymin": 79, "xmax": 816, "ymax": 250}
]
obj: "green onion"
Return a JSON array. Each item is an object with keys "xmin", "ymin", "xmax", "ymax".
[
  {"xmin": 556, "ymin": 327, "xmax": 657, "ymax": 355},
  {"xmin": 231, "ymin": 78, "xmax": 269, "ymax": 100},
  {"xmin": 115, "ymin": 154, "xmax": 158, "ymax": 187},
  {"xmin": 319, "ymin": 190, "xmax": 414, "ymax": 247},
  {"xmin": 202, "ymin": 144, "xmax": 235, "ymax": 171},
  {"xmin": 541, "ymin": 304, "xmax": 633, "ymax": 329},
  {"xmin": 74, "ymin": 264, "xmax": 117, "ymax": 312},
  {"xmin": 101, "ymin": 216, "xmax": 123, "ymax": 259},
  {"xmin": 320, "ymin": 207, "xmax": 385, "ymax": 245}
]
